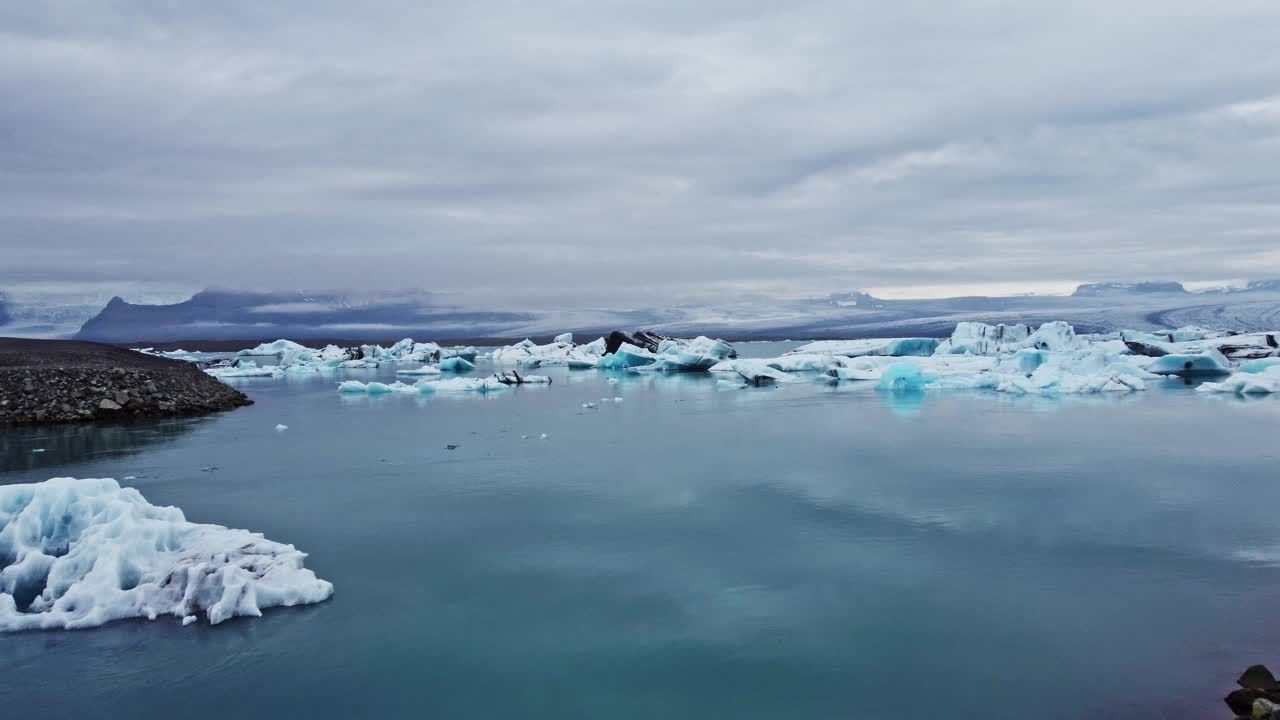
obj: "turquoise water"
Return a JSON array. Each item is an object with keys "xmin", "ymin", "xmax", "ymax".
[{"xmin": 3, "ymin": 343, "xmax": 1280, "ymax": 719}]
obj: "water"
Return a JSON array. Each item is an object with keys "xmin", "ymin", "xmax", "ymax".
[{"xmin": 3, "ymin": 344, "xmax": 1279, "ymax": 718}]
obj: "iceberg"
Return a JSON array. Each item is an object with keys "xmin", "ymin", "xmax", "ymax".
[
  {"xmin": 204, "ymin": 361, "xmax": 284, "ymax": 379},
  {"xmin": 0, "ymin": 477, "xmax": 332, "ymax": 631},
  {"xmin": 237, "ymin": 339, "xmax": 312, "ymax": 357},
  {"xmin": 490, "ymin": 335, "xmax": 607, "ymax": 368},
  {"xmin": 395, "ymin": 365, "xmax": 443, "ymax": 376},
  {"xmin": 934, "ymin": 322, "xmax": 1031, "ymax": 355},
  {"xmin": 644, "ymin": 336, "xmax": 736, "ymax": 372},
  {"xmin": 1196, "ymin": 366, "xmax": 1280, "ymax": 394},
  {"xmin": 418, "ymin": 376, "xmax": 510, "ymax": 393},
  {"xmin": 438, "ymin": 357, "xmax": 475, "ymax": 372},
  {"xmin": 337, "ymin": 380, "xmax": 421, "ymax": 394},
  {"xmin": 597, "ymin": 343, "xmax": 655, "ymax": 369},
  {"xmin": 1145, "ymin": 348, "xmax": 1233, "ymax": 376}
]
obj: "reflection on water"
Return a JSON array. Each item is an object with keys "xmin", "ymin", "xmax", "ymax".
[{"xmin": 1, "ymin": 418, "xmax": 204, "ymax": 478}]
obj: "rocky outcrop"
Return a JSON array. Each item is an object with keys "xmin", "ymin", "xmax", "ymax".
[
  {"xmin": 0, "ymin": 338, "xmax": 251, "ymax": 426},
  {"xmin": 1225, "ymin": 664, "xmax": 1280, "ymax": 718}
]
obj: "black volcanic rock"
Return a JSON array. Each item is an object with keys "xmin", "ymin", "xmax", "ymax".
[
  {"xmin": 0, "ymin": 338, "xmax": 251, "ymax": 426},
  {"xmin": 604, "ymin": 330, "xmax": 671, "ymax": 354}
]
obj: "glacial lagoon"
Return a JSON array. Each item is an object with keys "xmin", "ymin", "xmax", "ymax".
[{"xmin": 3, "ymin": 342, "xmax": 1280, "ymax": 719}]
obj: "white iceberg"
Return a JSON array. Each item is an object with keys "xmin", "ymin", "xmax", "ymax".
[
  {"xmin": 237, "ymin": 339, "xmax": 312, "ymax": 357},
  {"xmin": 1197, "ymin": 366, "xmax": 1280, "ymax": 394},
  {"xmin": 395, "ymin": 365, "xmax": 443, "ymax": 376},
  {"xmin": 490, "ymin": 335, "xmax": 607, "ymax": 368},
  {"xmin": 933, "ymin": 322, "xmax": 1031, "ymax": 355},
  {"xmin": 337, "ymin": 380, "xmax": 422, "ymax": 394},
  {"xmin": 0, "ymin": 477, "xmax": 332, "ymax": 631},
  {"xmin": 204, "ymin": 361, "xmax": 284, "ymax": 379}
]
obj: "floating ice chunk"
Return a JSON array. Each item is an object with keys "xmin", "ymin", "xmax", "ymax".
[
  {"xmin": 0, "ymin": 477, "xmax": 332, "ymax": 632},
  {"xmin": 1145, "ymin": 348, "xmax": 1232, "ymax": 376},
  {"xmin": 396, "ymin": 364, "xmax": 442, "ymax": 376},
  {"xmin": 539, "ymin": 433, "xmax": 548, "ymax": 440},
  {"xmin": 205, "ymin": 362, "xmax": 284, "ymax": 379},
  {"xmin": 554, "ymin": 332, "xmax": 574, "ymax": 344},
  {"xmin": 1196, "ymin": 366, "xmax": 1280, "ymax": 394},
  {"xmin": 582, "ymin": 402, "xmax": 597, "ymax": 409},
  {"xmin": 416, "ymin": 377, "xmax": 509, "ymax": 393},
  {"xmin": 438, "ymin": 357, "xmax": 475, "ymax": 372},
  {"xmin": 337, "ymin": 380, "xmax": 419, "ymax": 394},
  {"xmin": 274, "ymin": 424, "xmax": 288, "ymax": 431},
  {"xmin": 788, "ymin": 338, "xmax": 940, "ymax": 357},
  {"xmin": 237, "ymin": 339, "xmax": 311, "ymax": 357},
  {"xmin": 337, "ymin": 359, "xmax": 378, "ymax": 369}
]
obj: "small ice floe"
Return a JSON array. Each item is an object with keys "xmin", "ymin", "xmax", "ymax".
[
  {"xmin": 274, "ymin": 424, "xmax": 289, "ymax": 431},
  {"xmin": 438, "ymin": 357, "xmax": 475, "ymax": 372},
  {"xmin": 31, "ymin": 449, "xmax": 45, "ymax": 453},
  {"xmin": 395, "ymin": 365, "xmax": 442, "ymax": 376},
  {"xmin": 582, "ymin": 402, "xmax": 597, "ymax": 409},
  {"xmin": 613, "ymin": 396, "xmax": 623, "ymax": 402},
  {"xmin": 123, "ymin": 476, "xmax": 137, "ymax": 480},
  {"xmin": 540, "ymin": 433, "xmax": 549, "ymax": 440},
  {"xmin": 0, "ymin": 477, "xmax": 332, "ymax": 632}
]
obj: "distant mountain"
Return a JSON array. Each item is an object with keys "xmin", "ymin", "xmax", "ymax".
[
  {"xmin": 61, "ymin": 279, "xmax": 1280, "ymax": 346},
  {"xmin": 74, "ymin": 290, "xmax": 547, "ymax": 343},
  {"xmin": 1072, "ymin": 281, "xmax": 1188, "ymax": 297}
]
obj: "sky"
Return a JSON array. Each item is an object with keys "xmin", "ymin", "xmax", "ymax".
[{"xmin": 3, "ymin": 1, "xmax": 1280, "ymax": 308}]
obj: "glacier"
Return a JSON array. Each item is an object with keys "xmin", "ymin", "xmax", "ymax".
[{"xmin": 0, "ymin": 477, "xmax": 332, "ymax": 631}]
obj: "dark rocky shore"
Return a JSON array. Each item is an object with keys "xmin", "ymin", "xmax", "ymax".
[
  {"xmin": 0, "ymin": 338, "xmax": 251, "ymax": 425},
  {"xmin": 1226, "ymin": 664, "xmax": 1280, "ymax": 718}
]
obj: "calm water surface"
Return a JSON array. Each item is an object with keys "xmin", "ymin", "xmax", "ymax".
[{"xmin": 3, "ymin": 343, "xmax": 1279, "ymax": 719}]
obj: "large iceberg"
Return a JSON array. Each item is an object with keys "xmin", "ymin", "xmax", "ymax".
[
  {"xmin": 932, "ymin": 321, "xmax": 1080, "ymax": 356},
  {"xmin": 0, "ymin": 477, "xmax": 332, "ymax": 631},
  {"xmin": 490, "ymin": 335, "xmax": 607, "ymax": 369},
  {"xmin": 864, "ymin": 345, "xmax": 1151, "ymax": 395}
]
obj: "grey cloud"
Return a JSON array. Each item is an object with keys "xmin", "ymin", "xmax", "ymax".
[{"xmin": 2, "ymin": 0, "xmax": 1279, "ymax": 307}]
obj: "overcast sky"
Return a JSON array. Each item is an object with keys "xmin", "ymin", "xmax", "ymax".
[{"xmin": 3, "ymin": 1, "xmax": 1280, "ymax": 307}]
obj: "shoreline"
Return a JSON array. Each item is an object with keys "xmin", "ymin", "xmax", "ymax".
[{"xmin": 0, "ymin": 338, "xmax": 252, "ymax": 426}]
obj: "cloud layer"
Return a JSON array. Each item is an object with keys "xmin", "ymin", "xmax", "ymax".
[{"xmin": 3, "ymin": 1, "xmax": 1280, "ymax": 306}]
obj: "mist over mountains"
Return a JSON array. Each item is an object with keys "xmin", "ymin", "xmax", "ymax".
[{"xmin": 0, "ymin": 280, "xmax": 1274, "ymax": 346}]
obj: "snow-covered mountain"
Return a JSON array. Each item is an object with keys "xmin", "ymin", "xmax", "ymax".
[{"xmin": 53, "ymin": 280, "xmax": 1280, "ymax": 344}]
